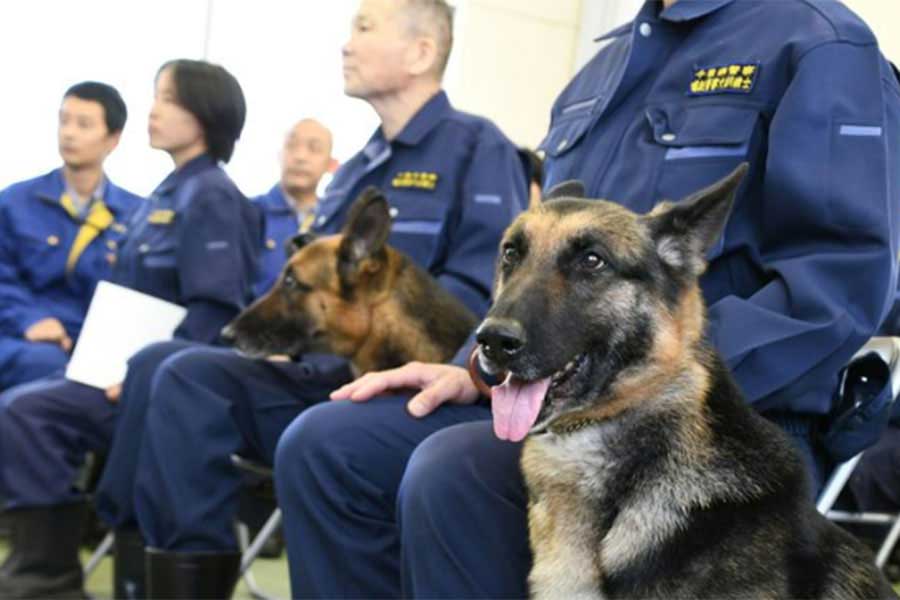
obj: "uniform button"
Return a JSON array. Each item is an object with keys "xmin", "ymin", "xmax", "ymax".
[
  {"xmin": 661, "ymin": 132, "xmax": 677, "ymax": 142},
  {"xmin": 107, "ymin": 240, "xmax": 118, "ymax": 250},
  {"xmin": 317, "ymin": 215, "xmax": 327, "ymax": 226},
  {"xmin": 639, "ymin": 22, "xmax": 652, "ymax": 37},
  {"xmin": 389, "ymin": 207, "xmax": 399, "ymax": 218},
  {"xmin": 139, "ymin": 243, "xmax": 150, "ymax": 253},
  {"xmin": 266, "ymin": 239, "xmax": 276, "ymax": 250},
  {"xmin": 46, "ymin": 235, "xmax": 60, "ymax": 246},
  {"xmin": 556, "ymin": 139, "xmax": 568, "ymax": 152}
]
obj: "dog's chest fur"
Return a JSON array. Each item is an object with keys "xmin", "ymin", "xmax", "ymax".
[{"xmin": 521, "ymin": 405, "xmax": 744, "ymax": 600}]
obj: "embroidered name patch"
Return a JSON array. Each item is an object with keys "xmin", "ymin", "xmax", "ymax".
[
  {"xmin": 689, "ymin": 63, "xmax": 758, "ymax": 95},
  {"xmin": 392, "ymin": 171, "xmax": 439, "ymax": 190},
  {"xmin": 147, "ymin": 209, "xmax": 175, "ymax": 225}
]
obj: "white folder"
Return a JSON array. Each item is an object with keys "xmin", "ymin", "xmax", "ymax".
[{"xmin": 65, "ymin": 281, "xmax": 186, "ymax": 389}]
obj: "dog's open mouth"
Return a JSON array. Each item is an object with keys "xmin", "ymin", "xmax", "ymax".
[{"xmin": 491, "ymin": 353, "xmax": 588, "ymax": 442}]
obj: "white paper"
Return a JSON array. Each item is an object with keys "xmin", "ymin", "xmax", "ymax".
[{"xmin": 65, "ymin": 281, "xmax": 186, "ymax": 389}]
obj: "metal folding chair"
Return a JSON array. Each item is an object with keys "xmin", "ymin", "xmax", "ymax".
[
  {"xmin": 232, "ymin": 454, "xmax": 284, "ymax": 600},
  {"xmin": 817, "ymin": 337, "xmax": 900, "ymax": 569}
]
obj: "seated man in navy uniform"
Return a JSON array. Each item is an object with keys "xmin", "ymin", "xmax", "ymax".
[
  {"xmin": 252, "ymin": 117, "xmax": 337, "ymax": 298},
  {"xmin": 96, "ymin": 1, "xmax": 526, "ymax": 596},
  {"xmin": 0, "ymin": 82, "xmax": 142, "ymax": 392},
  {"xmin": 274, "ymin": 0, "xmax": 900, "ymax": 597}
]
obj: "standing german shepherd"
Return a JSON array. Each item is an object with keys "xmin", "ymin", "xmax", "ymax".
[
  {"xmin": 223, "ymin": 187, "xmax": 477, "ymax": 373},
  {"xmin": 474, "ymin": 165, "xmax": 896, "ymax": 599}
]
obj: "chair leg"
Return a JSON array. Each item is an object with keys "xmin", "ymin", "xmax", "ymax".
[
  {"xmin": 83, "ymin": 531, "xmax": 115, "ymax": 579},
  {"xmin": 235, "ymin": 509, "xmax": 283, "ymax": 600}
]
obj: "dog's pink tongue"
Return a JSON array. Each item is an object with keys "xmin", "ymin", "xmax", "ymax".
[{"xmin": 491, "ymin": 374, "xmax": 551, "ymax": 442}]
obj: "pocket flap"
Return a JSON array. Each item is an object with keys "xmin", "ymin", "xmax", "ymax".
[
  {"xmin": 539, "ymin": 111, "xmax": 596, "ymax": 158},
  {"xmin": 646, "ymin": 104, "xmax": 759, "ymax": 147}
]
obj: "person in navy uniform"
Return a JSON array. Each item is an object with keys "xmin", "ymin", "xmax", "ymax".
[
  {"xmin": 90, "ymin": 116, "xmax": 336, "ymax": 599},
  {"xmin": 0, "ymin": 59, "xmax": 260, "ymax": 600},
  {"xmin": 99, "ymin": 1, "xmax": 525, "ymax": 597},
  {"xmin": 253, "ymin": 118, "xmax": 337, "ymax": 298},
  {"xmin": 0, "ymin": 82, "xmax": 141, "ymax": 392},
  {"xmin": 273, "ymin": 0, "xmax": 900, "ymax": 597}
]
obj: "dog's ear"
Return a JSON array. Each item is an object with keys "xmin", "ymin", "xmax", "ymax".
[
  {"xmin": 544, "ymin": 180, "xmax": 586, "ymax": 201},
  {"xmin": 644, "ymin": 163, "xmax": 748, "ymax": 275},
  {"xmin": 337, "ymin": 186, "xmax": 392, "ymax": 289},
  {"xmin": 285, "ymin": 232, "xmax": 317, "ymax": 259}
]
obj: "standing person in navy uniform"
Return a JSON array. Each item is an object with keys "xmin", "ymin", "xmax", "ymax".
[
  {"xmin": 253, "ymin": 118, "xmax": 337, "ymax": 297},
  {"xmin": 0, "ymin": 59, "xmax": 260, "ymax": 600},
  {"xmin": 92, "ymin": 116, "xmax": 336, "ymax": 599},
  {"xmin": 0, "ymin": 82, "xmax": 141, "ymax": 392},
  {"xmin": 105, "ymin": 1, "xmax": 525, "ymax": 597},
  {"xmin": 274, "ymin": 0, "xmax": 900, "ymax": 597}
]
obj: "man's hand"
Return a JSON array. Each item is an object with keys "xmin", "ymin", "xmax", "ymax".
[
  {"xmin": 105, "ymin": 383, "xmax": 122, "ymax": 403},
  {"xmin": 24, "ymin": 318, "xmax": 73, "ymax": 352},
  {"xmin": 330, "ymin": 361, "xmax": 481, "ymax": 418}
]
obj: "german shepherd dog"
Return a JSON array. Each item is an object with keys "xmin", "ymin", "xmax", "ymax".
[
  {"xmin": 474, "ymin": 165, "xmax": 896, "ymax": 599},
  {"xmin": 223, "ymin": 187, "xmax": 477, "ymax": 373}
]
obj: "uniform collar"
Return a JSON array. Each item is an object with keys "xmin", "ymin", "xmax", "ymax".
[
  {"xmin": 391, "ymin": 90, "xmax": 452, "ymax": 146},
  {"xmin": 259, "ymin": 184, "xmax": 296, "ymax": 215},
  {"xmin": 659, "ymin": 0, "xmax": 734, "ymax": 23},
  {"xmin": 594, "ymin": 0, "xmax": 735, "ymax": 41},
  {"xmin": 154, "ymin": 153, "xmax": 217, "ymax": 195},
  {"xmin": 34, "ymin": 167, "xmax": 132, "ymax": 217}
]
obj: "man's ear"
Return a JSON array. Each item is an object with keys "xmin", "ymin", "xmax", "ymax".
[
  {"xmin": 337, "ymin": 186, "xmax": 392, "ymax": 289},
  {"xmin": 544, "ymin": 180, "xmax": 586, "ymax": 200},
  {"xmin": 644, "ymin": 163, "xmax": 748, "ymax": 275},
  {"xmin": 285, "ymin": 232, "xmax": 317, "ymax": 259}
]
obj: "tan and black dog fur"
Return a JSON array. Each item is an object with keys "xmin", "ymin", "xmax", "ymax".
[
  {"xmin": 223, "ymin": 187, "xmax": 477, "ymax": 374},
  {"xmin": 475, "ymin": 165, "xmax": 895, "ymax": 599}
]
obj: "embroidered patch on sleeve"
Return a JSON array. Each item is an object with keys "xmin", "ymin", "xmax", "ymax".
[
  {"xmin": 391, "ymin": 171, "xmax": 439, "ymax": 190},
  {"xmin": 689, "ymin": 63, "xmax": 759, "ymax": 96}
]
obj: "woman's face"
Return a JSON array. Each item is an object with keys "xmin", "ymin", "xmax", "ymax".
[{"xmin": 148, "ymin": 66, "xmax": 204, "ymax": 156}]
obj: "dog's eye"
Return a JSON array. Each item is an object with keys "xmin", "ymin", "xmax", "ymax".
[
  {"xmin": 501, "ymin": 246, "xmax": 520, "ymax": 266},
  {"xmin": 580, "ymin": 252, "xmax": 606, "ymax": 272}
]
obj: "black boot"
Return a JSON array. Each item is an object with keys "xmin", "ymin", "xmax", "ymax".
[
  {"xmin": 113, "ymin": 528, "xmax": 146, "ymax": 599},
  {"xmin": 145, "ymin": 547, "xmax": 241, "ymax": 599},
  {"xmin": 0, "ymin": 502, "xmax": 88, "ymax": 599}
]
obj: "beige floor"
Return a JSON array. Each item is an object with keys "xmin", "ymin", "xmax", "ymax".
[{"xmin": 0, "ymin": 539, "xmax": 292, "ymax": 600}]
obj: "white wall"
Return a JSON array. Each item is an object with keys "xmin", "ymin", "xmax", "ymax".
[{"xmin": 447, "ymin": 0, "xmax": 583, "ymax": 147}]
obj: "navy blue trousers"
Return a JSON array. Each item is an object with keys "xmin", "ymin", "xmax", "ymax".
[
  {"xmin": 112, "ymin": 346, "xmax": 353, "ymax": 551},
  {"xmin": 0, "ymin": 376, "xmax": 116, "ymax": 508},
  {"xmin": 0, "ymin": 338, "xmax": 68, "ymax": 392},
  {"xmin": 850, "ymin": 425, "xmax": 900, "ymax": 511},
  {"xmin": 275, "ymin": 397, "xmax": 825, "ymax": 599},
  {"xmin": 274, "ymin": 397, "xmax": 530, "ymax": 599}
]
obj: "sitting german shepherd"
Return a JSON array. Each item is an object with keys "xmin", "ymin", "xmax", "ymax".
[
  {"xmin": 223, "ymin": 187, "xmax": 477, "ymax": 373},
  {"xmin": 474, "ymin": 165, "xmax": 896, "ymax": 599}
]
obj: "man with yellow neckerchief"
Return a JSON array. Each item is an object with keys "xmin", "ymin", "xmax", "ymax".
[{"xmin": 0, "ymin": 82, "xmax": 142, "ymax": 391}]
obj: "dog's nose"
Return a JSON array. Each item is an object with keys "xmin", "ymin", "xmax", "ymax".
[
  {"xmin": 220, "ymin": 324, "xmax": 236, "ymax": 345},
  {"xmin": 476, "ymin": 318, "xmax": 526, "ymax": 363}
]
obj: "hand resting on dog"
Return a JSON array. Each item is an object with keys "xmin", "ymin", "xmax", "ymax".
[{"xmin": 330, "ymin": 362, "xmax": 479, "ymax": 418}]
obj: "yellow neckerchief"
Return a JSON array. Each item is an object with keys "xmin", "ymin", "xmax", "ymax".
[
  {"xmin": 59, "ymin": 193, "xmax": 115, "ymax": 276},
  {"xmin": 299, "ymin": 211, "xmax": 315, "ymax": 234}
]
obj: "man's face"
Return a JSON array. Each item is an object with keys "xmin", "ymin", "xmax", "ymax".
[
  {"xmin": 57, "ymin": 96, "xmax": 118, "ymax": 169},
  {"xmin": 281, "ymin": 120, "xmax": 334, "ymax": 196},
  {"xmin": 342, "ymin": 0, "xmax": 415, "ymax": 99},
  {"xmin": 148, "ymin": 66, "xmax": 204, "ymax": 155}
]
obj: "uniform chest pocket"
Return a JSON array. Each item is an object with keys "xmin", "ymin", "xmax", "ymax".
[
  {"xmin": 648, "ymin": 104, "xmax": 760, "ymax": 197},
  {"xmin": 648, "ymin": 104, "xmax": 762, "ymax": 259},
  {"xmin": 19, "ymin": 232, "xmax": 67, "ymax": 289},
  {"xmin": 141, "ymin": 240, "xmax": 177, "ymax": 268},
  {"xmin": 538, "ymin": 103, "xmax": 598, "ymax": 186},
  {"xmin": 386, "ymin": 194, "xmax": 447, "ymax": 264}
]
